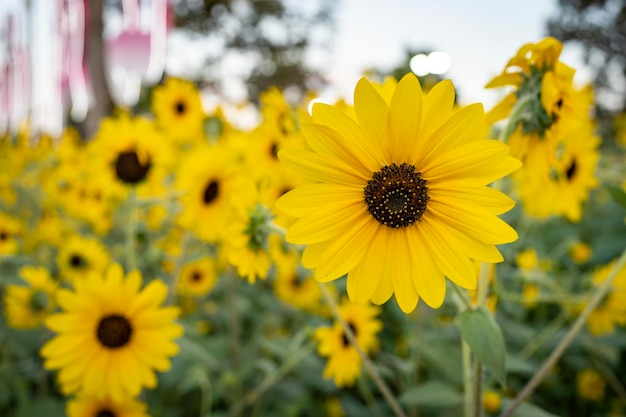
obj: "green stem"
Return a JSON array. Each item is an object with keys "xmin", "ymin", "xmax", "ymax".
[
  {"xmin": 318, "ymin": 282, "xmax": 408, "ymax": 417},
  {"xmin": 167, "ymin": 231, "xmax": 192, "ymax": 304},
  {"xmin": 451, "ymin": 283, "xmax": 474, "ymax": 311},
  {"xmin": 125, "ymin": 188, "xmax": 137, "ymax": 271},
  {"xmin": 462, "ymin": 340, "xmax": 474, "ymax": 417},
  {"xmin": 473, "ymin": 362, "xmax": 483, "ymax": 417},
  {"xmin": 498, "ymin": 247, "xmax": 626, "ymax": 417},
  {"xmin": 518, "ymin": 312, "xmax": 568, "ymax": 360},
  {"xmin": 498, "ymin": 94, "xmax": 534, "ymax": 144}
]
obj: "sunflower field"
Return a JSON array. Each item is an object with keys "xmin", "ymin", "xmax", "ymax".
[{"xmin": 1, "ymin": 36, "xmax": 626, "ymax": 417}]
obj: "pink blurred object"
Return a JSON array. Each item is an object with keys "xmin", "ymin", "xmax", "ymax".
[{"xmin": 105, "ymin": 0, "xmax": 170, "ymax": 106}]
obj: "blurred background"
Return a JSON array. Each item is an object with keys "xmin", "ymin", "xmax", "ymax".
[{"xmin": 0, "ymin": 0, "xmax": 625, "ymax": 142}]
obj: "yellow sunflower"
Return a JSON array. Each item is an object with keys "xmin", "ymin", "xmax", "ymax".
[
  {"xmin": 272, "ymin": 239, "xmax": 324, "ymax": 314},
  {"xmin": 66, "ymin": 395, "xmax": 150, "ymax": 417},
  {"xmin": 3, "ymin": 266, "xmax": 58, "ymax": 330},
  {"xmin": 57, "ymin": 234, "xmax": 110, "ymax": 284},
  {"xmin": 177, "ymin": 256, "xmax": 219, "ymax": 297},
  {"xmin": 40, "ymin": 263, "xmax": 183, "ymax": 401},
  {"xmin": 314, "ymin": 299, "xmax": 382, "ymax": 387},
  {"xmin": 88, "ymin": 113, "xmax": 172, "ymax": 197},
  {"xmin": 0, "ymin": 212, "xmax": 23, "ymax": 255},
  {"xmin": 276, "ymin": 74, "xmax": 520, "ymax": 313},
  {"xmin": 152, "ymin": 77, "xmax": 206, "ymax": 144},
  {"xmin": 176, "ymin": 144, "xmax": 251, "ymax": 243},
  {"xmin": 576, "ymin": 369, "xmax": 605, "ymax": 402}
]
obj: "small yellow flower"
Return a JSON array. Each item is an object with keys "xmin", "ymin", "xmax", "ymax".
[
  {"xmin": 177, "ymin": 256, "xmax": 219, "ymax": 297},
  {"xmin": 314, "ymin": 300, "xmax": 382, "ymax": 387},
  {"xmin": 522, "ymin": 283, "xmax": 540, "ymax": 309},
  {"xmin": 483, "ymin": 390, "xmax": 502, "ymax": 413},
  {"xmin": 516, "ymin": 248, "xmax": 538, "ymax": 272},
  {"xmin": 4, "ymin": 266, "xmax": 57, "ymax": 330},
  {"xmin": 0, "ymin": 212, "xmax": 22, "ymax": 255},
  {"xmin": 577, "ymin": 369, "xmax": 605, "ymax": 401},
  {"xmin": 570, "ymin": 242, "xmax": 592, "ymax": 264}
]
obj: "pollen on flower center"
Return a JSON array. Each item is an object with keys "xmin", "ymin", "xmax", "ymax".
[
  {"xmin": 364, "ymin": 163, "xmax": 429, "ymax": 228},
  {"xmin": 97, "ymin": 315, "xmax": 133, "ymax": 349},
  {"xmin": 115, "ymin": 150, "xmax": 151, "ymax": 184},
  {"xmin": 203, "ymin": 180, "xmax": 219, "ymax": 204},
  {"xmin": 96, "ymin": 409, "xmax": 116, "ymax": 417}
]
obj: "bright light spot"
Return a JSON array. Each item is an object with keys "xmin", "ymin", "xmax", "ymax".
[
  {"xmin": 410, "ymin": 52, "xmax": 451, "ymax": 76},
  {"xmin": 307, "ymin": 98, "xmax": 327, "ymax": 115},
  {"xmin": 409, "ymin": 54, "xmax": 429, "ymax": 76},
  {"xmin": 428, "ymin": 52, "xmax": 451, "ymax": 74}
]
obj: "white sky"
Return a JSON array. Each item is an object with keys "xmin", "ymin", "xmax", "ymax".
[{"xmin": 318, "ymin": 0, "xmax": 592, "ymax": 109}]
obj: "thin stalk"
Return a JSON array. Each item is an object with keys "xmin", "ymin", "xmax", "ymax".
[
  {"xmin": 226, "ymin": 342, "xmax": 315, "ymax": 417},
  {"xmin": 473, "ymin": 362, "xmax": 483, "ymax": 417},
  {"xmin": 318, "ymin": 282, "xmax": 408, "ymax": 417},
  {"xmin": 498, "ymin": 247, "xmax": 626, "ymax": 417},
  {"xmin": 451, "ymin": 283, "xmax": 474, "ymax": 311},
  {"xmin": 125, "ymin": 188, "xmax": 137, "ymax": 271},
  {"xmin": 462, "ymin": 340, "xmax": 474, "ymax": 417},
  {"xmin": 498, "ymin": 94, "xmax": 534, "ymax": 144},
  {"xmin": 167, "ymin": 231, "xmax": 192, "ymax": 304}
]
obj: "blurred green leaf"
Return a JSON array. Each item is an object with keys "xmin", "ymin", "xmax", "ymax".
[
  {"xmin": 501, "ymin": 399, "xmax": 560, "ymax": 417},
  {"xmin": 608, "ymin": 186, "xmax": 626, "ymax": 210},
  {"xmin": 398, "ymin": 381, "xmax": 463, "ymax": 407},
  {"xmin": 458, "ymin": 305, "xmax": 506, "ymax": 387}
]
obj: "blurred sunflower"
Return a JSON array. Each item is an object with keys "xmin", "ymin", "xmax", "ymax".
[
  {"xmin": 88, "ymin": 114, "xmax": 172, "ymax": 197},
  {"xmin": 225, "ymin": 195, "xmax": 274, "ymax": 284},
  {"xmin": 41, "ymin": 263, "xmax": 183, "ymax": 401},
  {"xmin": 0, "ymin": 211, "xmax": 23, "ymax": 255},
  {"xmin": 576, "ymin": 369, "xmax": 605, "ymax": 402},
  {"xmin": 152, "ymin": 77, "xmax": 206, "ymax": 144},
  {"xmin": 585, "ymin": 260, "xmax": 626, "ymax": 336},
  {"xmin": 3, "ymin": 266, "xmax": 57, "ymax": 330},
  {"xmin": 66, "ymin": 394, "xmax": 150, "ymax": 417},
  {"xmin": 57, "ymin": 234, "xmax": 110, "ymax": 284},
  {"xmin": 176, "ymin": 144, "xmax": 249, "ymax": 243},
  {"xmin": 177, "ymin": 256, "xmax": 219, "ymax": 297},
  {"xmin": 277, "ymin": 74, "xmax": 520, "ymax": 313},
  {"xmin": 272, "ymin": 240, "xmax": 324, "ymax": 314},
  {"xmin": 314, "ymin": 300, "xmax": 382, "ymax": 387}
]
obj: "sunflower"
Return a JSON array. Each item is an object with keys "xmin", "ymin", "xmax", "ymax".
[
  {"xmin": 0, "ymin": 212, "xmax": 22, "ymax": 255},
  {"xmin": 176, "ymin": 144, "xmax": 251, "ymax": 243},
  {"xmin": 66, "ymin": 395, "xmax": 150, "ymax": 417},
  {"xmin": 57, "ymin": 234, "xmax": 110, "ymax": 284},
  {"xmin": 3, "ymin": 266, "xmax": 57, "ymax": 330},
  {"xmin": 88, "ymin": 113, "xmax": 172, "ymax": 197},
  {"xmin": 40, "ymin": 263, "xmax": 183, "ymax": 401},
  {"xmin": 576, "ymin": 369, "xmax": 605, "ymax": 402},
  {"xmin": 177, "ymin": 256, "xmax": 219, "ymax": 297},
  {"xmin": 276, "ymin": 74, "xmax": 520, "ymax": 313},
  {"xmin": 272, "ymin": 239, "xmax": 324, "ymax": 314},
  {"xmin": 152, "ymin": 77, "xmax": 206, "ymax": 144},
  {"xmin": 314, "ymin": 299, "xmax": 382, "ymax": 387}
]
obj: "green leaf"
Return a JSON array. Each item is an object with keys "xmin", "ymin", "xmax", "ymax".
[
  {"xmin": 458, "ymin": 305, "xmax": 506, "ymax": 387},
  {"xmin": 608, "ymin": 186, "xmax": 626, "ymax": 210},
  {"xmin": 398, "ymin": 381, "xmax": 463, "ymax": 407},
  {"xmin": 501, "ymin": 399, "xmax": 560, "ymax": 417}
]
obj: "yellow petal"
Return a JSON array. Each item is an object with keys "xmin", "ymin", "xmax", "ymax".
[
  {"xmin": 407, "ymin": 228, "xmax": 446, "ymax": 308},
  {"xmin": 390, "ymin": 230, "xmax": 419, "ymax": 313},
  {"xmin": 354, "ymin": 77, "xmax": 391, "ymax": 164},
  {"xmin": 347, "ymin": 227, "xmax": 387, "ymax": 304},
  {"xmin": 420, "ymin": 80, "xmax": 456, "ymax": 140},
  {"xmin": 275, "ymin": 183, "xmax": 363, "ymax": 218},
  {"xmin": 312, "ymin": 100, "xmax": 383, "ymax": 169},
  {"xmin": 387, "ymin": 73, "xmax": 423, "ymax": 162},
  {"xmin": 286, "ymin": 202, "xmax": 368, "ymax": 244},
  {"xmin": 278, "ymin": 149, "xmax": 367, "ymax": 186}
]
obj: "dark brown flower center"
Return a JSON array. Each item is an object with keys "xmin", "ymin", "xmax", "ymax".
[
  {"xmin": 97, "ymin": 314, "xmax": 133, "ymax": 349},
  {"xmin": 115, "ymin": 150, "xmax": 151, "ymax": 184},
  {"xmin": 96, "ymin": 410, "xmax": 116, "ymax": 417},
  {"xmin": 175, "ymin": 100, "xmax": 186, "ymax": 115},
  {"xmin": 341, "ymin": 322, "xmax": 358, "ymax": 347},
  {"xmin": 69, "ymin": 254, "xmax": 86, "ymax": 269},
  {"xmin": 364, "ymin": 163, "xmax": 429, "ymax": 228},
  {"xmin": 269, "ymin": 141, "xmax": 279, "ymax": 159},
  {"xmin": 0, "ymin": 231, "xmax": 7, "ymax": 241},
  {"xmin": 190, "ymin": 270, "xmax": 203, "ymax": 282},
  {"xmin": 203, "ymin": 180, "xmax": 219, "ymax": 204},
  {"xmin": 565, "ymin": 158, "xmax": 577, "ymax": 181}
]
